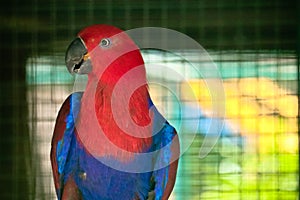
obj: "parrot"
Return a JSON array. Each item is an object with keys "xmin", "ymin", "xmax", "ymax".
[{"xmin": 50, "ymin": 24, "xmax": 180, "ymax": 200}]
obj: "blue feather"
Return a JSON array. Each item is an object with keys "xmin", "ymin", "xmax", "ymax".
[
  {"xmin": 56, "ymin": 94, "xmax": 176, "ymax": 199},
  {"xmin": 56, "ymin": 93, "xmax": 82, "ymax": 174},
  {"xmin": 152, "ymin": 123, "xmax": 175, "ymax": 199}
]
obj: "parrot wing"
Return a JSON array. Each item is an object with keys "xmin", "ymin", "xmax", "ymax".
[
  {"xmin": 152, "ymin": 123, "xmax": 179, "ymax": 200},
  {"xmin": 149, "ymin": 101, "xmax": 180, "ymax": 200},
  {"xmin": 50, "ymin": 92, "xmax": 83, "ymax": 199}
]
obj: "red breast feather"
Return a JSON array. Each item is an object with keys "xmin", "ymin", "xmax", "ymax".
[{"xmin": 77, "ymin": 25, "xmax": 153, "ymax": 161}]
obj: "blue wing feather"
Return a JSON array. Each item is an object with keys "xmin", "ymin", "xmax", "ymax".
[
  {"xmin": 56, "ymin": 92, "xmax": 82, "ymax": 175},
  {"xmin": 53, "ymin": 94, "xmax": 177, "ymax": 200},
  {"xmin": 148, "ymin": 97, "xmax": 177, "ymax": 199},
  {"xmin": 152, "ymin": 123, "xmax": 176, "ymax": 199}
]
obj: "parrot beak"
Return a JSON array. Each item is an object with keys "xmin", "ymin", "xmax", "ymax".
[{"xmin": 65, "ymin": 38, "xmax": 92, "ymax": 74}]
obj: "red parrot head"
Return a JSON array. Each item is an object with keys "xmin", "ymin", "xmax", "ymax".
[
  {"xmin": 65, "ymin": 24, "xmax": 152, "ymax": 158},
  {"xmin": 65, "ymin": 24, "xmax": 146, "ymax": 86}
]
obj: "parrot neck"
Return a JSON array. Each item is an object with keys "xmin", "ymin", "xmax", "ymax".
[{"xmin": 78, "ymin": 52, "xmax": 153, "ymax": 161}]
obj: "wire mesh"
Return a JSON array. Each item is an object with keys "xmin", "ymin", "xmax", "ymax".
[
  {"xmin": 26, "ymin": 50, "xmax": 299, "ymax": 199},
  {"xmin": 1, "ymin": 0, "xmax": 299, "ymax": 199}
]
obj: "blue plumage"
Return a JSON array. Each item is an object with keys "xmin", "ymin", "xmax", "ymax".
[
  {"xmin": 55, "ymin": 92, "xmax": 176, "ymax": 200},
  {"xmin": 56, "ymin": 93, "xmax": 81, "ymax": 175},
  {"xmin": 52, "ymin": 24, "xmax": 179, "ymax": 200}
]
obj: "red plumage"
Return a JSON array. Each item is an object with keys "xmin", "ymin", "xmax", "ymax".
[
  {"xmin": 51, "ymin": 24, "xmax": 179, "ymax": 199},
  {"xmin": 76, "ymin": 25, "xmax": 152, "ymax": 161}
]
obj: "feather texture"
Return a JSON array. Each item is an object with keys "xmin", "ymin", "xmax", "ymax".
[
  {"xmin": 53, "ymin": 93, "xmax": 177, "ymax": 199},
  {"xmin": 51, "ymin": 24, "xmax": 179, "ymax": 200}
]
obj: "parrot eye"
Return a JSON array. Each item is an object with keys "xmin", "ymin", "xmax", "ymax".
[{"xmin": 100, "ymin": 38, "xmax": 111, "ymax": 47}]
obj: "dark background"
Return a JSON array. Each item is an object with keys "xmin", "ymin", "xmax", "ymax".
[{"xmin": 0, "ymin": 0, "xmax": 298, "ymax": 199}]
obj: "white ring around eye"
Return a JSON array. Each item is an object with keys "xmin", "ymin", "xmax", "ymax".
[{"xmin": 100, "ymin": 38, "xmax": 111, "ymax": 47}]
